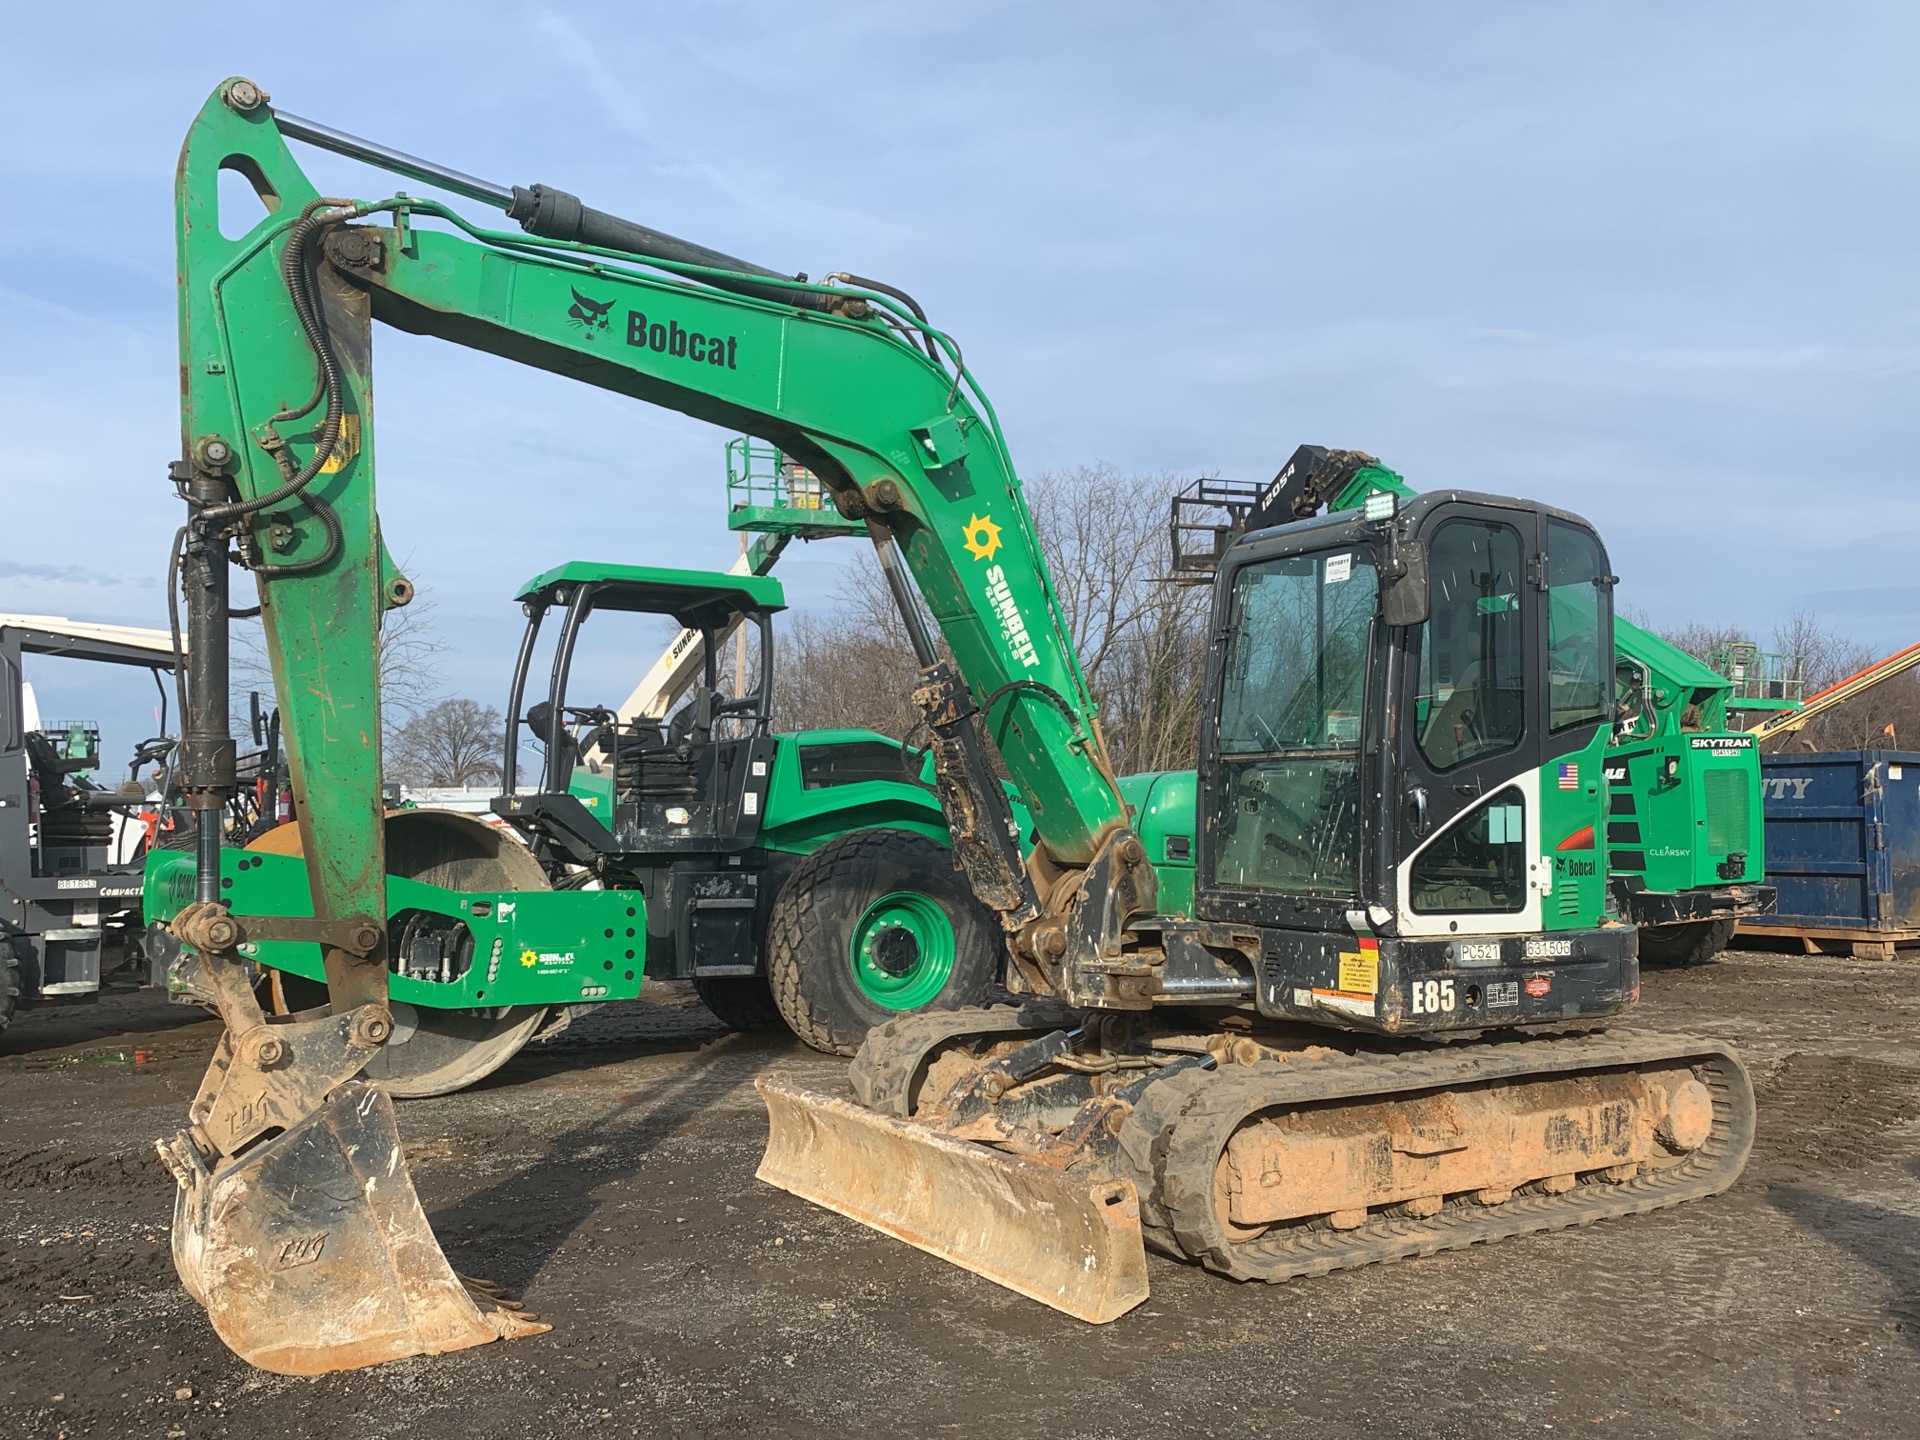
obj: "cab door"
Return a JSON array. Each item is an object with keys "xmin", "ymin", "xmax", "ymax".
[{"xmin": 1391, "ymin": 504, "xmax": 1611, "ymax": 937}]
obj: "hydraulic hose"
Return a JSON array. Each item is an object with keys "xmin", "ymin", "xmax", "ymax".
[
  {"xmin": 506, "ymin": 184, "xmax": 832, "ymax": 314},
  {"xmin": 199, "ymin": 200, "xmax": 355, "ymax": 526},
  {"xmin": 198, "ymin": 200, "xmax": 351, "ymax": 578}
]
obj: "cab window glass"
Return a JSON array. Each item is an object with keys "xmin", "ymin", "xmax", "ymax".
[
  {"xmin": 1547, "ymin": 520, "xmax": 1609, "ymax": 732},
  {"xmin": 1415, "ymin": 520, "xmax": 1525, "ymax": 771},
  {"xmin": 1211, "ymin": 550, "xmax": 1376, "ymax": 899},
  {"xmin": 1217, "ymin": 550, "xmax": 1375, "ymax": 755},
  {"xmin": 1409, "ymin": 786, "xmax": 1527, "ymax": 913}
]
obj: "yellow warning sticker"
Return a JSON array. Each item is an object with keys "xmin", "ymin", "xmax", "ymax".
[
  {"xmin": 318, "ymin": 412, "xmax": 361, "ymax": 474},
  {"xmin": 1338, "ymin": 949, "xmax": 1378, "ymax": 995}
]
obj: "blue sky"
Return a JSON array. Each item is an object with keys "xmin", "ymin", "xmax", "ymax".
[{"xmin": 3, "ymin": 2, "xmax": 1916, "ymax": 767}]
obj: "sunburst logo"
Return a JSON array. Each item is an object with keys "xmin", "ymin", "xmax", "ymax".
[
  {"xmin": 962, "ymin": 513, "xmax": 1002, "ymax": 562},
  {"xmin": 520, "ymin": 949, "xmax": 538, "ymax": 968}
]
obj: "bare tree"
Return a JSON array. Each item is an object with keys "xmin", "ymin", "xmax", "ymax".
[
  {"xmin": 1025, "ymin": 465, "xmax": 1211, "ymax": 774},
  {"xmin": 386, "ymin": 698, "xmax": 505, "ymax": 786},
  {"xmin": 1771, "ymin": 608, "xmax": 1875, "ymax": 695},
  {"xmin": 229, "ymin": 572, "xmax": 449, "ymax": 750},
  {"xmin": 1625, "ymin": 602, "xmax": 1904, "ymax": 752},
  {"xmin": 770, "ymin": 570, "xmax": 924, "ymax": 739},
  {"xmin": 771, "ymin": 466, "xmax": 1211, "ymax": 776},
  {"xmin": 1764, "ymin": 609, "xmax": 1910, "ymax": 752}
]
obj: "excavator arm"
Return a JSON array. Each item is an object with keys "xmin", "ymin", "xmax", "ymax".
[{"xmin": 163, "ymin": 78, "xmax": 1155, "ymax": 1370}]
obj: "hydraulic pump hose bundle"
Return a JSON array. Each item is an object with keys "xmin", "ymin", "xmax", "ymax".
[{"xmin": 196, "ymin": 198, "xmax": 359, "ymax": 576}]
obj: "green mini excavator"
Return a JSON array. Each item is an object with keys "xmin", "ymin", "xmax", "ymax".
[{"xmin": 157, "ymin": 78, "xmax": 1754, "ymax": 1374}]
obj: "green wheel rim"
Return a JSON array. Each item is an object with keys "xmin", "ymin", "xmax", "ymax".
[{"xmin": 848, "ymin": 890, "xmax": 956, "ymax": 1011}]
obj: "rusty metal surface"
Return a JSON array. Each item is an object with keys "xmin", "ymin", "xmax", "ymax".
[
  {"xmin": 755, "ymin": 1073, "xmax": 1150, "ymax": 1324},
  {"xmin": 164, "ymin": 1081, "xmax": 544, "ymax": 1375},
  {"xmin": 1215, "ymin": 1066, "xmax": 1713, "ymax": 1227}
]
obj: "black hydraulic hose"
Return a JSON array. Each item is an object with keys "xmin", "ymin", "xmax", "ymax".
[
  {"xmin": 506, "ymin": 184, "xmax": 832, "ymax": 313},
  {"xmin": 166, "ymin": 524, "xmax": 192, "ymax": 751},
  {"xmin": 196, "ymin": 199, "xmax": 350, "ymax": 578},
  {"xmin": 978, "ymin": 679, "xmax": 1090, "ymax": 743},
  {"xmin": 834, "ymin": 272, "xmax": 937, "ymax": 360},
  {"xmin": 199, "ymin": 200, "xmax": 354, "ymax": 526},
  {"xmin": 250, "ymin": 495, "xmax": 343, "ymax": 578}
]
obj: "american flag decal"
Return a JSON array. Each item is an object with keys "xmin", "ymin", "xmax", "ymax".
[{"xmin": 1557, "ymin": 762, "xmax": 1579, "ymax": 791}]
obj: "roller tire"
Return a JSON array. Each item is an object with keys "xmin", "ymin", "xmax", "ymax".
[
  {"xmin": 1639, "ymin": 918, "xmax": 1735, "ymax": 966},
  {"xmin": 692, "ymin": 973, "xmax": 787, "ymax": 1033},
  {"xmin": 766, "ymin": 829, "xmax": 998, "ymax": 1057}
]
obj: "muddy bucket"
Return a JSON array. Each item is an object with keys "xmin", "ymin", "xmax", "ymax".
[
  {"xmin": 164, "ymin": 1080, "xmax": 545, "ymax": 1375},
  {"xmin": 756, "ymin": 1073, "xmax": 1150, "ymax": 1323}
]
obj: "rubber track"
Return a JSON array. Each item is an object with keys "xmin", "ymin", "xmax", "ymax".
[
  {"xmin": 849, "ymin": 1005, "xmax": 1072, "ymax": 1115},
  {"xmin": 1149, "ymin": 1029, "xmax": 1755, "ymax": 1281}
]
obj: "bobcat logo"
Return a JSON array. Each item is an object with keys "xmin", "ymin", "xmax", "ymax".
[{"xmin": 567, "ymin": 288, "xmax": 615, "ymax": 336}]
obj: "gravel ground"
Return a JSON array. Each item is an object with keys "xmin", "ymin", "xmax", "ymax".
[{"xmin": 3, "ymin": 948, "xmax": 1917, "ymax": 1439}]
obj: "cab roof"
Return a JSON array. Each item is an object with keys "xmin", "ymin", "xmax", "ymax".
[
  {"xmin": 513, "ymin": 562, "xmax": 786, "ymax": 630},
  {"xmin": 0, "ymin": 613, "xmax": 179, "ymax": 668}
]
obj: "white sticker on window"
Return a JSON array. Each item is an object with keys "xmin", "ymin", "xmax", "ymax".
[
  {"xmin": 743, "ymin": 792, "xmax": 759, "ymax": 815},
  {"xmin": 1324, "ymin": 553, "xmax": 1352, "ymax": 585}
]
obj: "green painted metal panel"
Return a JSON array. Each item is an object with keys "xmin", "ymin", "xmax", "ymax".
[
  {"xmin": 1117, "ymin": 771, "xmax": 1196, "ymax": 919},
  {"xmin": 144, "ymin": 847, "xmax": 643, "ymax": 1008},
  {"xmin": 514, "ymin": 562, "xmax": 787, "ymax": 616},
  {"xmin": 177, "ymin": 87, "xmax": 393, "ymax": 960}
]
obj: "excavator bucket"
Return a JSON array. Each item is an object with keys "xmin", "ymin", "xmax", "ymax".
[
  {"xmin": 165, "ymin": 1081, "xmax": 546, "ymax": 1376},
  {"xmin": 755, "ymin": 1075, "xmax": 1150, "ymax": 1324}
]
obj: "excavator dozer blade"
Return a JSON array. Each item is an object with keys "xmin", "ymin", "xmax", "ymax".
[
  {"xmin": 755, "ymin": 1074, "xmax": 1150, "ymax": 1324},
  {"xmin": 167, "ymin": 1081, "xmax": 546, "ymax": 1375}
]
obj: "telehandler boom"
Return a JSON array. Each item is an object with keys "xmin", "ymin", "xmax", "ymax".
[{"xmin": 160, "ymin": 78, "xmax": 1754, "ymax": 1372}]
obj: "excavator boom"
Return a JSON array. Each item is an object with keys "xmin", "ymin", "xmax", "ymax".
[{"xmin": 163, "ymin": 77, "xmax": 1143, "ymax": 1369}]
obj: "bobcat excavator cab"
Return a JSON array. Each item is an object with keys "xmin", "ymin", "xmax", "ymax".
[
  {"xmin": 159, "ymin": 78, "xmax": 1753, "ymax": 1372},
  {"xmin": 1168, "ymin": 449, "xmax": 1776, "ymax": 966}
]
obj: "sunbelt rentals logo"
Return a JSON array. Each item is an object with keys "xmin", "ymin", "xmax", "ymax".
[
  {"xmin": 963, "ymin": 512, "xmax": 1038, "ymax": 669},
  {"xmin": 962, "ymin": 513, "xmax": 1002, "ymax": 562}
]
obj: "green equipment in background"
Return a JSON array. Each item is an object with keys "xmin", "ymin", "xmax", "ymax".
[{"xmin": 145, "ymin": 559, "xmax": 1002, "ymax": 1094}]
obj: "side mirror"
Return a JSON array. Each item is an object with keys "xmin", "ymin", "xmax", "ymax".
[
  {"xmin": 249, "ymin": 691, "xmax": 266, "ymax": 746},
  {"xmin": 1380, "ymin": 539, "xmax": 1428, "ymax": 627},
  {"xmin": 524, "ymin": 700, "xmax": 558, "ymax": 744}
]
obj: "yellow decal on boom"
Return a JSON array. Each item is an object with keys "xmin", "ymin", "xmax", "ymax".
[
  {"xmin": 962, "ymin": 513, "xmax": 1002, "ymax": 562},
  {"xmin": 318, "ymin": 412, "xmax": 361, "ymax": 474}
]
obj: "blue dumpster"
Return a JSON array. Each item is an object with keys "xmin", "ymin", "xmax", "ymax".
[{"xmin": 1740, "ymin": 750, "xmax": 1920, "ymax": 957}]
